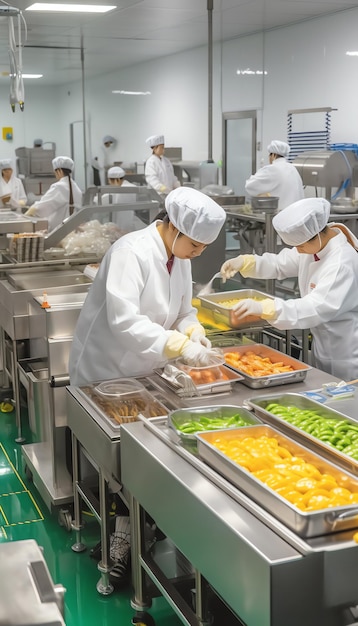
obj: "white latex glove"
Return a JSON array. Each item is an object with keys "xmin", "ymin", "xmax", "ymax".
[
  {"xmin": 181, "ymin": 341, "xmax": 219, "ymax": 367},
  {"xmin": 189, "ymin": 327, "xmax": 212, "ymax": 348},
  {"xmin": 220, "ymin": 256, "xmax": 245, "ymax": 281},
  {"xmin": 232, "ymin": 298, "xmax": 263, "ymax": 318}
]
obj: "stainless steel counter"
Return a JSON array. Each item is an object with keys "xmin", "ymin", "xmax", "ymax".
[{"xmin": 119, "ymin": 371, "xmax": 358, "ymax": 626}]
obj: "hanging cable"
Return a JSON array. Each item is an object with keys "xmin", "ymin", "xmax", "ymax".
[{"xmin": 2, "ymin": 3, "xmax": 26, "ymax": 111}]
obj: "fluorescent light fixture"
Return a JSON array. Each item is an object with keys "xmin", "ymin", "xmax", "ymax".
[
  {"xmin": 19, "ymin": 74, "xmax": 43, "ymax": 78},
  {"xmin": 346, "ymin": 51, "xmax": 358, "ymax": 56},
  {"xmin": 26, "ymin": 3, "xmax": 116, "ymax": 13},
  {"xmin": 236, "ymin": 68, "xmax": 268, "ymax": 76},
  {"xmin": 112, "ymin": 90, "xmax": 151, "ymax": 95},
  {"xmin": 1, "ymin": 72, "xmax": 43, "ymax": 78}
]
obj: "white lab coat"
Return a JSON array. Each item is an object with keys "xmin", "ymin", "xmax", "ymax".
[
  {"xmin": 145, "ymin": 154, "xmax": 180, "ymax": 194},
  {"xmin": 245, "ymin": 229, "xmax": 358, "ymax": 380},
  {"xmin": 0, "ymin": 173, "xmax": 27, "ymax": 209},
  {"xmin": 69, "ymin": 221, "xmax": 199, "ymax": 386},
  {"xmin": 98, "ymin": 180, "xmax": 146, "ymax": 232},
  {"xmin": 97, "ymin": 144, "xmax": 116, "ymax": 185},
  {"xmin": 245, "ymin": 158, "xmax": 304, "ymax": 210},
  {"xmin": 28, "ymin": 177, "xmax": 82, "ymax": 232}
]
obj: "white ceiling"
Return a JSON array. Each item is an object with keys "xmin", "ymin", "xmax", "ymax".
[{"xmin": 0, "ymin": 0, "xmax": 358, "ymax": 86}]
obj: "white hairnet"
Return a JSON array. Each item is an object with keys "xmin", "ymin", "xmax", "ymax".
[
  {"xmin": 33, "ymin": 138, "xmax": 43, "ymax": 147},
  {"xmin": 0, "ymin": 159, "xmax": 13, "ymax": 170},
  {"xmin": 272, "ymin": 198, "xmax": 331, "ymax": 246},
  {"xmin": 267, "ymin": 140, "xmax": 290, "ymax": 157},
  {"xmin": 165, "ymin": 187, "xmax": 226, "ymax": 245},
  {"xmin": 52, "ymin": 156, "xmax": 74, "ymax": 172},
  {"xmin": 146, "ymin": 134, "xmax": 165, "ymax": 148},
  {"xmin": 103, "ymin": 135, "xmax": 115, "ymax": 144},
  {"xmin": 107, "ymin": 166, "xmax": 125, "ymax": 179}
]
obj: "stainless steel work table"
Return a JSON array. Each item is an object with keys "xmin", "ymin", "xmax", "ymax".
[{"xmin": 120, "ymin": 369, "xmax": 358, "ymax": 626}]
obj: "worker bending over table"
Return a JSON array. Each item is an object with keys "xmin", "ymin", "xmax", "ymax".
[
  {"xmin": 221, "ymin": 197, "xmax": 358, "ymax": 381},
  {"xmin": 70, "ymin": 187, "xmax": 226, "ymax": 386}
]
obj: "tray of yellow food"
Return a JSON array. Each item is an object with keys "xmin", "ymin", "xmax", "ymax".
[
  {"xmin": 198, "ymin": 289, "xmax": 274, "ymax": 329},
  {"xmin": 222, "ymin": 344, "xmax": 310, "ymax": 388},
  {"xmin": 196, "ymin": 424, "xmax": 358, "ymax": 537}
]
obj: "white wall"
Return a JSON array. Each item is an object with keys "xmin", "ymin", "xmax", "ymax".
[{"xmin": 0, "ymin": 7, "xmax": 358, "ymax": 188}]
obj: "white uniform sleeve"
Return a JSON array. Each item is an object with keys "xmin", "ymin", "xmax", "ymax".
[
  {"xmin": 30, "ymin": 183, "xmax": 64, "ymax": 218},
  {"xmin": 245, "ymin": 165, "xmax": 277, "ymax": 197},
  {"xmin": 105, "ymin": 248, "xmax": 195, "ymax": 355},
  {"xmin": 145, "ymin": 156, "xmax": 165, "ymax": 192}
]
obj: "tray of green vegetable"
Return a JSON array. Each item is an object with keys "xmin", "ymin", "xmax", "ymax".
[
  {"xmin": 247, "ymin": 392, "xmax": 358, "ymax": 474},
  {"xmin": 168, "ymin": 405, "xmax": 261, "ymax": 441}
]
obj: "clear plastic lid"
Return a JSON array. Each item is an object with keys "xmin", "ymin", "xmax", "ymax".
[
  {"xmin": 94, "ymin": 378, "xmax": 145, "ymax": 398},
  {"xmin": 176, "ymin": 348, "xmax": 225, "ymax": 371}
]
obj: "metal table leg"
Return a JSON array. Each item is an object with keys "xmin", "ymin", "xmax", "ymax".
[
  {"xmin": 96, "ymin": 467, "xmax": 114, "ymax": 595},
  {"xmin": 71, "ymin": 433, "xmax": 86, "ymax": 553}
]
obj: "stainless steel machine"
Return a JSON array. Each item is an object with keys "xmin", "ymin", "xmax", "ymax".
[
  {"xmin": 0, "ymin": 539, "xmax": 66, "ymax": 626},
  {"xmin": 293, "ymin": 149, "xmax": 358, "ymax": 200}
]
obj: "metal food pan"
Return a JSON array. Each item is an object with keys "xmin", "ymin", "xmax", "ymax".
[
  {"xmin": 198, "ymin": 289, "xmax": 274, "ymax": 329},
  {"xmin": 168, "ymin": 405, "xmax": 261, "ymax": 441},
  {"xmin": 196, "ymin": 424, "xmax": 358, "ymax": 538},
  {"xmin": 247, "ymin": 392, "xmax": 358, "ymax": 475},
  {"xmin": 222, "ymin": 344, "xmax": 310, "ymax": 388},
  {"xmin": 78, "ymin": 385, "xmax": 168, "ymax": 431}
]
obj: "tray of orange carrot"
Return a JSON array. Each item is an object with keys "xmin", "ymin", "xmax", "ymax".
[{"xmin": 222, "ymin": 344, "xmax": 311, "ymax": 388}]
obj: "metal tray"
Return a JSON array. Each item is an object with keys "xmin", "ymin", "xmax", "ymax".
[
  {"xmin": 222, "ymin": 344, "xmax": 310, "ymax": 388},
  {"xmin": 198, "ymin": 289, "xmax": 274, "ymax": 329},
  {"xmin": 247, "ymin": 392, "xmax": 358, "ymax": 475},
  {"xmin": 78, "ymin": 384, "xmax": 168, "ymax": 431},
  {"xmin": 196, "ymin": 424, "xmax": 358, "ymax": 538},
  {"xmin": 168, "ymin": 405, "xmax": 261, "ymax": 441}
]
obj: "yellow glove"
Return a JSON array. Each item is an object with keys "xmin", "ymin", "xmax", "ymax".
[
  {"xmin": 159, "ymin": 185, "xmax": 167, "ymax": 193},
  {"xmin": 220, "ymin": 254, "xmax": 256, "ymax": 281},
  {"xmin": 185, "ymin": 324, "xmax": 211, "ymax": 348},
  {"xmin": 164, "ymin": 330, "xmax": 189, "ymax": 358},
  {"xmin": 24, "ymin": 206, "xmax": 37, "ymax": 217},
  {"xmin": 232, "ymin": 298, "xmax": 277, "ymax": 320}
]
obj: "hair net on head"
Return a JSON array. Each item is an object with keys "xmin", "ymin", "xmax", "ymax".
[
  {"xmin": 267, "ymin": 140, "xmax": 290, "ymax": 157},
  {"xmin": 272, "ymin": 198, "xmax": 331, "ymax": 246},
  {"xmin": 103, "ymin": 135, "xmax": 115, "ymax": 144},
  {"xmin": 0, "ymin": 159, "xmax": 12, "ymax": 170},
  {"xmin": 33, "ymin": 138, "xmax": 43, "ymax": 147},
  {"xmin": 52, "ymin": 156, "xmax": 74, "ymax": 172},
  {"xmin": 146, "ymin": 134, "xmax": 165, "ymax": 148},
  {"xmin": 107, "ymin": 166, "xmax": 125, "ymax": 179},
  {"xmin": 165, "ymin": 187, "xmax": 226, "ymax": 245}
]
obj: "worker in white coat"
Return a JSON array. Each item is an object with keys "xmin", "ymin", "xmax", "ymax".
[
  {"xmin": 25, "ymin": 156, "xmax": 82, "ymax": 232},
  {"xmin": 145, "ymin": 134, "xmax": 180, "ymax": 196},
  {"xmin": 220, "ymin": 197, "xmax": 358, "ymax": 380},
  {"xmin": 0, "ymin": 159, "xmax": 27, "ymax": 209},
  {"xmin": 245, "ymin": 140, "xmax": 304, "ymax": 211},
  {"xmin": 69, "ymin": 187, "xmax": 226, "ymax": 386},
  {"xmin": 96, "ymin": 165, "xmax": 146, "ymax": 232},
  {"xmin": 96, "ymin": 135, "xmax": 117, "ymax": 185}
]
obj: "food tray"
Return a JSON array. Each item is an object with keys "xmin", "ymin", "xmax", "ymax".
[
  {"xmin": 196, "ymin": 424, "xmax": 358, "ymax": 538},
  {"xmin": 247, "ymin": 392, "xmax": 358, "ymax": 475},
  {"xmin": 79, "ymin": 378, "xmax": 168, "ymax": 430},
  {"xmin": 168, "ymin": 405, "xmax": 261, "ymax": 441},
  {"xmin": 156, "ymin": 364, "xmax": 243, "ymax": 395},
  {"xmin": 198, "ymin": 289, "xmax": 274, "ymax": 329},
  {"xmin": 222, "ymin": 344, "xmax": 310, "ymax": 388}
]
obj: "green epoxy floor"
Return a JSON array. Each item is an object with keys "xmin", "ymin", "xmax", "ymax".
[{"xmin": 0, "ymin": 408, "xmax": 182, "ymax": 626}]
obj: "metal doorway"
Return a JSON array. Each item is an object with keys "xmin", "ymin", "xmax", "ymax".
[{"xmin": 222, "ymin": 110, "xmax": 257, "ymax": 196}]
